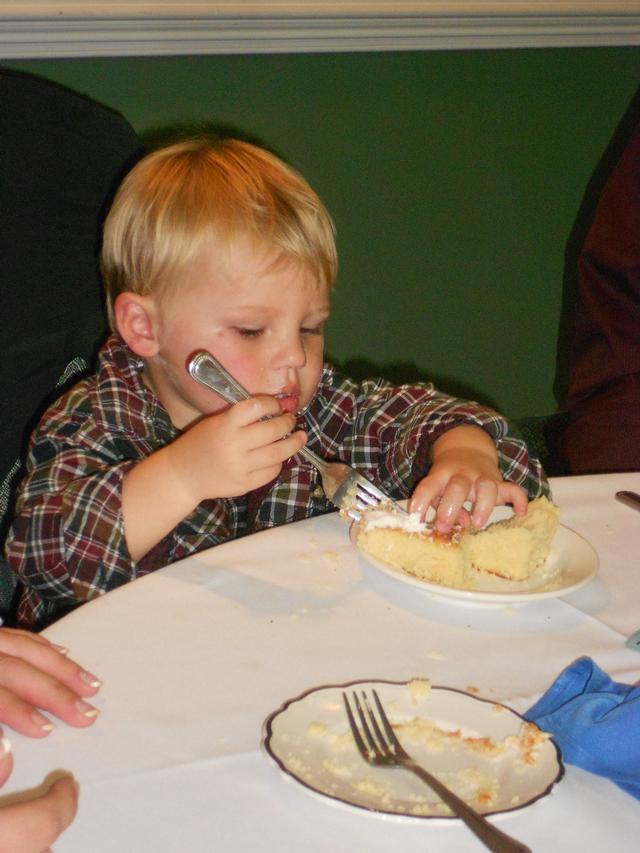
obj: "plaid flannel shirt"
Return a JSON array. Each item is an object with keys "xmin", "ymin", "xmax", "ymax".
[{"xmin": 5, "ymin": 335, "xmax": 549, "ymax": 629}]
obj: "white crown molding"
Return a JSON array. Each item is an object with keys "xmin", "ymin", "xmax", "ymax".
[{"xmin": 1, "ymin": 3, "xmax": 640, "ymax": 58}]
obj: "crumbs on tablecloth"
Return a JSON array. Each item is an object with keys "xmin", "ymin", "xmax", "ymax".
[{"xmin": 322, "ymin": 551, "xmax": 339, "ymax": 565}]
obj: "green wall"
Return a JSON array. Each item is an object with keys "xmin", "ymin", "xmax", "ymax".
[{"xmin": 5, "ymin": 48, "xmax": 640, "ymax": 417}]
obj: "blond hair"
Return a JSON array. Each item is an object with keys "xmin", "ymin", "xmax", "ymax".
[{"xmin": 101, "ymin": 136, "xmax": 337, "ymax": 327}]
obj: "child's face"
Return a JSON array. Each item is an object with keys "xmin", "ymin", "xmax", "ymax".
[{"xmin": 145, "ymin": 237, "xmax": 331, "ymax": 429}]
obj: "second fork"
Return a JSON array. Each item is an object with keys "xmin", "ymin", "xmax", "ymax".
[{"xmin": 343, "ymin": 689, "xmax": 531, "ymax": 853}]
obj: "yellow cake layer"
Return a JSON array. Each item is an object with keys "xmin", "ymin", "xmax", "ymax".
[{"xmin": 356, "ymin": 496, "xmax": 559, "ymax": 587}]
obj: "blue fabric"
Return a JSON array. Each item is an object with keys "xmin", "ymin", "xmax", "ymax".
[{"xmin": 525, "ymin": 657, "xmax": 640, "ymax": 799}]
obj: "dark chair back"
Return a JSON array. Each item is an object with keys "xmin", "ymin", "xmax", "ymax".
[{"xmin": 0, "ymin": 69, "xmax": 143, "ymax": 622}]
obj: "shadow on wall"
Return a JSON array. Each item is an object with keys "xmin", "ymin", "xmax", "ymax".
[
  {"xmin": 326, "ymin": 355, "xmax": 564, "ymax": 475},
  {"xmin": 326, "ymin": 355, "xmax": 501, "ymax": 411},
  {"xmin": 554, "ymin": 81, "xmax": 640, "ymax": 407}
]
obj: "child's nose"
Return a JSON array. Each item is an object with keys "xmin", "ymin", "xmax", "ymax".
[{"xmin": 275, "ymin": 335, "xmax": 306, "ymax": 368}]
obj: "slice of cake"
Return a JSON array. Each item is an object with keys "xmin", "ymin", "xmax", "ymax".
[
  {"xmin": 354, "ymin": 509, "xmax": 467, "ymax": 587},
  {"xmin": 465, "ymin": 496, "xmax": 559, "ymax": 581},
  {"xmin": 355, "ymin": 496, "xmax": 559, "ymax": 588}
]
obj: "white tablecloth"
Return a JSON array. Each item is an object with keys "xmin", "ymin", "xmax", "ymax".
[{"xmin": 3, "ymin": 473, "xmax": 640, "ymax": 851}]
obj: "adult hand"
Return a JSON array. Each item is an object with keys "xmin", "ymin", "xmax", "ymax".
[
  {"xmin": 0, "ymin": 628, "xmax": 101, "ymax": 736},
  {"xmin": 0, "ymin": 734, "xmax": 79, "ymax": 853}
]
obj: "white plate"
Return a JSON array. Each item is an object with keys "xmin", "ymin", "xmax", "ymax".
[
  {"xmin": 352, "ymin": 514, "xmax": 599, "ymax": 605},
  {"xmin": 263, "ymin": 679, "xmax": 563, "ymax": 823}
]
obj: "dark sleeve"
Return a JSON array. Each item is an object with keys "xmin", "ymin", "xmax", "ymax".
[{"xmin": 559, "ymin": 121, "xmax": 640, "ymax": 473}]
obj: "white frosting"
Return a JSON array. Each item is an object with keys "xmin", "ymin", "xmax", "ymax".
[{"xmin": 361, "ymin": 508, "xmax": 429, "ymax": 534}]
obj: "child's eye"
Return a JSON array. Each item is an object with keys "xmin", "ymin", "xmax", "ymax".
[
  {"xmin": 235, "ymin": 327, "xmax": 264, "ymax": 338},
  {"xmin": 301, "ymin": 325, "xmax": 324, "ymax": 336}
]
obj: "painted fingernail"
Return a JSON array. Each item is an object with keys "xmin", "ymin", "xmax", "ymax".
[
  {"xmin": 79, "ymin": 670, "xmax": 103, "ymax": 689},
  {"xmin": 31, "ymin": 710, "xmax": 55, "ymax": 732},
  {"xmin": 74, "ymin": 700, "xmax": 100, "ymax": 718},
  {"xmin": 0, "ymin": 735, "xmax": 11, "ymax": 757}
]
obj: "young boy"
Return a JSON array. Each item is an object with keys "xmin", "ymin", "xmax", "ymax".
[{"xmin": 5, "ymin": 137, "xmax": 548, "ymax": 629}]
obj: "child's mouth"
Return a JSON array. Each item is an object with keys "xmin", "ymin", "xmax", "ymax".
[{"xmin": 274, "ymin": 391, "xmax": 300, "ymax": 413}]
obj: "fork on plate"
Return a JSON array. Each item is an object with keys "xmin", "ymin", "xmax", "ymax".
[
  {"xmin": 187, "ymin": 350, "xmax": 405, "ymax": 520},
  {"xmin": 343, "ymin": 689, "xmax": 531, "ymax": 853}
]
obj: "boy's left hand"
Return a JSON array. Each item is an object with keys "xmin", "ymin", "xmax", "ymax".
[{"xmin": 408, "ymin": 426, "xmax": 528, "ymax": 533}]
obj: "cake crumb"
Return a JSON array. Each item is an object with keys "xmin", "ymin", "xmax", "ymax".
[
  {"xmin": 322, "ymin": 758, "xmax": 351, "ymax": 778},
  {"xmin": 407, "ymin": 678, "xmax": 431, "ymax": 701}
]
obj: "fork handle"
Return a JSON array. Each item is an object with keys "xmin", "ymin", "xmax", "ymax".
[
  {"xmin": 405, "ymin": 760, "xmax": 531, "ymax": 853},
  {"xmin": 188, "ymin": 351, "xmax": 329, "ymax": 472},
  {"xmin": 188, "ymin": 351, "xmax": 250, "ymax": 404}
]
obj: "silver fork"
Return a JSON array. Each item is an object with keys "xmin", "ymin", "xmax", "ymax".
[
  {"xmin": 187, "ymin": 350, "xmax": 405, "ymax": 520},
  {"xmin": 343, "ymin": 689, "xmax": 531, "ymax": 853}
]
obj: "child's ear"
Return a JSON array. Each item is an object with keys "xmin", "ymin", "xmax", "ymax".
[{"xmin": 114, "ymin": 292, "xmax": 160, "ymax": 358}]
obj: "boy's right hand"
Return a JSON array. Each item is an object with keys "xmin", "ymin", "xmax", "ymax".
[{"xmin": 168, "ymin": 394, "xmax": 307, "ymax": 503}]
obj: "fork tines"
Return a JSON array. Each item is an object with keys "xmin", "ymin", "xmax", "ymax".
[
  {"xmin": 351, "ymin": 478, "xmax": 408, "ymax": 521},
  {"xmin": 342, "ymin": 689, "xmax": 401, "ymax": 763}
]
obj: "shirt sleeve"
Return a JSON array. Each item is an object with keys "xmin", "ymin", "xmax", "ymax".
[
  {"xmin": 5, "ymin": 422, "xmax": 142, "ymax": 628},
  {"xmin": 6, "ymin": 406, "xmax": 241, "ymax": 628},
  {"xmin": 309, "ymin": 369, "xmax": 549, "ymax": 500}
]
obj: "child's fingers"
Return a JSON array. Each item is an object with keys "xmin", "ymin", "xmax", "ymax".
[
  {"xmin": 0, "ymin": 656, "xmax": 100, "ymax": 736},
  {"xmin": 0, "ymin": 774, "xmax": 79, "ymax": 853},
  {"xmin": 230, "ymin": 395, "xmax": 286, "ymax": 426},
  {"xmin": 432, "ymin": 474, "xmax": 475, "ymax": 532},
  {"xmin": 407, "ymin": 475, "xmax": 445, "ymax": 519},
  {"xmin": 469, "ymin": 478, "xmax": 499, "ymax": 529},
  {"xmin": 245, "ymin": 413, "xmax": 299, "ymax": 449},
  {"xmin": 248, "ymin": 428, "xmax": 306, "ymax": 465},
  {"xmin": 499, "ymin": 482, "xmax": 529, "ymax": 515}
]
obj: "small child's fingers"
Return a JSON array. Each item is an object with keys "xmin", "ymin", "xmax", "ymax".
[
  {"xmin": 248, "ymin": 430, "xmax": 306, "ymax": 472},
  {"xmin": 231, "ymin": 395, "xmax": 284, "ymax": 425},
  {"xmin": 407, "ymin": 477, "xmax": 445, "ymax": 519},
  {"xmin": 433, "ymin": 475, "xmax": 473, "ymax": 532},
  {"xmin": 499, "ymin": 482, "xmax": 529, "ymax": 515},
  {"xmin": 254, "ymin": 412, "xmax": 298, "ymax": 445},
  {"xmin": 469, "ymin": 478, "xmax": 499, "ymax": 529},
  {"xmin": 454, "ymin": 506, "xmax": 473, "ymax": 528}
]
